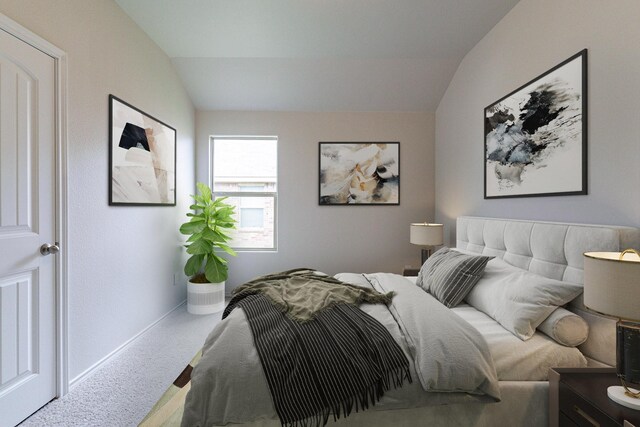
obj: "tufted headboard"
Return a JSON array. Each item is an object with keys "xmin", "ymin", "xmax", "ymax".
[{"xmin": 456, "ymin": 216, "xmax": 640, "ymax": 366}]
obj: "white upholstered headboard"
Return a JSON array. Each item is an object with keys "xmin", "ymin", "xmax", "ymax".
[{"xmin": 456, "ymin": 216, "xmax": 640, "ymax": 366}]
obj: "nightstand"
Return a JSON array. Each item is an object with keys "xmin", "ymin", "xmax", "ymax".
[
  {"xmin": 402, "ymin": 268, "xmax": 420, "ymax": 276},
  {"xmin": 549, "ymin": 368, "xmax": 640, "ymax": 427}
]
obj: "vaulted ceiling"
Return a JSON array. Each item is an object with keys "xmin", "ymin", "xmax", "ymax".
[{"xmin": 116, "ymin": 0, "xmax": 520, "ymax": 111}]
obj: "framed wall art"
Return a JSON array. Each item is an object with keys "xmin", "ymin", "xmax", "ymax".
[
  {"xmin": 109, "ymin": 95, "xmax": 176, "ymax": 205},
  {"xmin": 484, "ymin": 49, "xmax": 587, "ymax": 199},
  {"xmin": 319, "ymin": 142, "xmax": 400, "ymax": 205}
]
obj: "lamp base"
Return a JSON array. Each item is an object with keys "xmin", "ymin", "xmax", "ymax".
[
  {"xmin": 420, "ymin": 247, "xmax": 437, "ymax": 265},
  {"xmin": 608, "ymin": 385, "xmax": 640, "ymax": 410}
]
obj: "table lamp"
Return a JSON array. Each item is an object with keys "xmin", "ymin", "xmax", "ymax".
[
  {"xmin": 584, "ymin": 249, "xmax": 640, "ymax": 410},
  {"xmin": 410, "ymin": 223, "xmax": 443, "ymax": 265}
]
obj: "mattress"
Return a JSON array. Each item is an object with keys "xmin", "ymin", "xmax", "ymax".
[{"xmin": 404, "ymin": 277, "xmax": 587, "ymax": 380}]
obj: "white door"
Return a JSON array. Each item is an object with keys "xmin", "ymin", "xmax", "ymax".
[{"xmin": 0, "ymin": 28, "xmax": 57, "ymax": 427}]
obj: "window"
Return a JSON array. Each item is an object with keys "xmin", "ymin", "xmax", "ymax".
[{"xmin": 211, "ymin": 136, "xmax": 277, "ymax": 250}]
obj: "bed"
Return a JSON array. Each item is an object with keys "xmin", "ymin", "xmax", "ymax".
[{"xmin": 140, "ymin": 216, "xmax": 640, "ymax": 427}]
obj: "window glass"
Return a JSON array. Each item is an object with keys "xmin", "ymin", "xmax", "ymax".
[
  {"xmin": 213, "ymin": 139, "xmax": 277, "ymax": 192},
  {"xmin": 211, "ymin": 137, "xmax": 277, "ymax": 250},
  {"xmin": 240, "ymin": 208, "xmax": 264, "ymax": 228}
]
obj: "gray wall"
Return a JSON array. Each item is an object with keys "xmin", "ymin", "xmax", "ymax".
[
  {"xmin": 435, "ymin": 0, "xmax": 640, "ymax": 245},
  {"xmin": 0, "ymin": 1, "xmax": 195, "ymax": 382},
  {"xmin": 196, "ymin": 110, "xmax": 435, "ymax": 290}
]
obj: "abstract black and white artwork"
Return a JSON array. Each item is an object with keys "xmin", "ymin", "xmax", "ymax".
[
  {"xmin": 109, "ymin": 95, "xmax": 176, "ymax": 205},
  {"xmin": 484, "ymin": 50, "xmax": 587, "ymax": 199},
  {"xmin": 319, "ymin": 142, "xmax": 399, "ymax": 205}
]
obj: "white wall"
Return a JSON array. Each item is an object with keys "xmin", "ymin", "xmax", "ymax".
[
  {"xmin": 0, "ymin": 1, "xmax": 195, "ymax": 382},
  {"xmin": 196, "ymin": 111, "xmax": 434, "ymax": 290},
  {"xmin": 435, "ymin": 0, "xmax": 640, "ymax": 244}
]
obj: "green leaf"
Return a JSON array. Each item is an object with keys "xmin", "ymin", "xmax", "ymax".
[
  {"xmin": 186, "ymin": 232, "xmax": 202, "ymax": 243},
  {"xmin": 196, "ymin": 182, "xmax": 212, "ymax": 201},
  {"xmin": 204, "ymin": 255, "xmax": 228, "ymax": 283},
  {"xmin": 190, "ymin": 204, "xmax": 205, "ymax": 211},
  {"xmin": 213, "ymin": 207, "xmax": 233, "ymax": 219},
  {"xmin": 179, "ymin": 221, "xmax": 205, "ymax": 235},
  {"xmin": 213, "ymin": 231, "xmax": 231, "ymax": 243},
  {"xmin": 184, "ymin": 254, "xmax": 204, "ymax": 276},
  {"xmin": 201, "ymin": 227, "xmax": 221, "ymax": 242},
  {"xmin": 186, "ymin": 238, "xmax": 213, "ymax": 255},
  {"xmin": 215, "ymin": 221, "xmax": 236, "ymax": 229},
  {"xmin": 212, "ymin": 196, "xmax": 228, "ymax": 205},
  {"xmin": 216, "ymin": 242, "xmax": 237, "ymax": 257},
  {"xmin": 211, "ymin": 253, "xmax": 228, "ymax": 264}
]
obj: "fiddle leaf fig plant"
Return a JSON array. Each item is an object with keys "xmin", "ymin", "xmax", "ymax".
[{"xmin": 180, "ymin": 182, "xmax": 237, "ymax": 283}]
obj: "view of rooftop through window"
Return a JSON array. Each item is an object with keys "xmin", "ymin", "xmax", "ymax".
[{"xmin": 211, "ymin": 137, "xmax": 277, "ymax": 250}]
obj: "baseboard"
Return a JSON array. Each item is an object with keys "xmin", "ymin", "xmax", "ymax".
[{"xmin": 69, "ymin": 299, "xmax": 186, "ymax": 389}]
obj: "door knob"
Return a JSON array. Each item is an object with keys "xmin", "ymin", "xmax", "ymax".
[{"xmin": 40, "ymin": 243, "xmax": 60, "ymax": 256}]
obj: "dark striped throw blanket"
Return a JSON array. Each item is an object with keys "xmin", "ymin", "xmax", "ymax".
[{"xmin": 223, "ymin": 269, "xmax": 411, "ymax": 427}]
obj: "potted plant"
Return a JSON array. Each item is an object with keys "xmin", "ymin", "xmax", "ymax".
[{"xmin": 180, "ymin": 182, "xmax": 237, "ymax": 314}]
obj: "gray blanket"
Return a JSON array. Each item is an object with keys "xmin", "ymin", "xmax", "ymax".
[
  {"xmin": 225, "ymin": 292, "xmax": 410, "ymax": 427},
  {"xmin": 181, "ymin": 273, "xmax": 500, "ymax": 426}
]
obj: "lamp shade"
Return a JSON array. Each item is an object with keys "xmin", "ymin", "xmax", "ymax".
[
  {"xmin": 583, "ymin": 250, "xmax": 640, "ymax": 321},
  {"xmin": 410, "ymin": 223, "xmax": 443, "ymax": 247}
]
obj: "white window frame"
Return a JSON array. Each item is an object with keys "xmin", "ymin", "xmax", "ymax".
[{"xmin": 209, "ymin": 135, "xmax": 278, "ymax": 252}]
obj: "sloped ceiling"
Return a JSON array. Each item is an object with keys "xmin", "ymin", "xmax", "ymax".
[{"xmin": 116, "ymin": 0, "xmax": 520, "ymax": 111}]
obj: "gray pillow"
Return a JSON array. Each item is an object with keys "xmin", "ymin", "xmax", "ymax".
[
  {"xmin": 416, "ymin": 247, "xmax": 451, "ymax": 292},
  {"xmin": 416, "ymin": 248, "xmax": 494, "ymax": 308}
]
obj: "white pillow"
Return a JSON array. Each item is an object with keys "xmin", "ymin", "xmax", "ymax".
[
  {"xmin": 537, "ymin": 307, "xmax": 589, "ymax": 347},
  {"xmin": 465, "ymin": 258, "xmax": 583, "ymax": 340}
]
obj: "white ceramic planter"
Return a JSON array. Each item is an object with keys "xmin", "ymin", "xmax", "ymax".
[{"xmin": 187, "ymin": 280, "xmax": 225, "ymax": 315}]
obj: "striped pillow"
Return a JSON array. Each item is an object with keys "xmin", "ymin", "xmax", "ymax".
[{"xmin": 417, "ymin": 248, "xmax": 493, "ymax": 308}]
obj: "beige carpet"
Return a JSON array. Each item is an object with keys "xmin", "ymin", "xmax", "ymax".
[{"xmin": 19, "ymin": 304, "xmax": 221, "ymax": 427}]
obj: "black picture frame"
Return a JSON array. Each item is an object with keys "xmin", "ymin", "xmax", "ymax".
[
  {"xmin": 484, "ymin": 49, "xmax": 588, "ymax": 199},
  {"xmin": 318, "ymin": 142, "xmax": 400, "ymax": 205},
  {"xmin": 109, "ymin": 95, "xmax": 177, "ymax": 206}
]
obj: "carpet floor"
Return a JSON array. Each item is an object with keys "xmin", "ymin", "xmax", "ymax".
[{"xmin": 19, "ymin": 303, "xmax": 222, "ymax": 427}]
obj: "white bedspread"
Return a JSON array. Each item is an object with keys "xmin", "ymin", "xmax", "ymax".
[
  {"xmin": 452, "ymin": 305, "xmax": 587, "ymax": 380},
  {"xmin": 404, "ymin": 276, "xmax": 587, "ymax": 380}
]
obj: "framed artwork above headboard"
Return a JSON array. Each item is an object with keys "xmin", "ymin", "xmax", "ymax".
[{"xmin": 484, "ymin": 49, "xmax": 588, "ymax": 199}]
